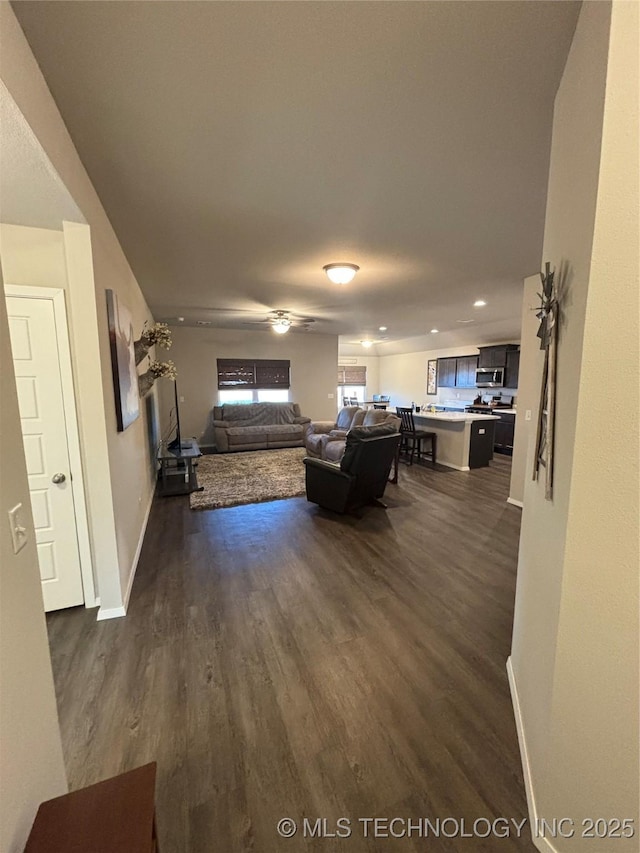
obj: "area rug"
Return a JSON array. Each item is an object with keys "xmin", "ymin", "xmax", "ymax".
[{"xmin": 190, "ymin": 447, "xmax": 307, "ymax": 510}]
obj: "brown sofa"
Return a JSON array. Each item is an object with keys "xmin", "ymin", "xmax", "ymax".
[
  {"xmin": 213, "ymin": 402, "xmax": 310, "ymax": 452},
  {"xmin": 305, "ymin": 407, "xmax": 400, "ymax": 462}
]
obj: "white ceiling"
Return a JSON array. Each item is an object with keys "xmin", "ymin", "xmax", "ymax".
[{"xmin": 12, "ymin": 1, "xmax": 579, "ymax": 348}]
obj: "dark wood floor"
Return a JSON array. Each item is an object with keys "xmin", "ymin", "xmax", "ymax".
[{"xmin": 47, "ymin": 455, "xmax": 534, "ymax": 852}]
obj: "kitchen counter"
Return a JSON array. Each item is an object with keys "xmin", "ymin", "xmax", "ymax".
[
  {"xmin": 415, "ymin": 411, "xmax": 499, "ymax": 423},
  {"xmin": 398, "ymin": 411, "xmax": 498, "ymax": 470},
  {"xmin": 467, "ymin": 406, "xmax": 517, "ymax": 415}
]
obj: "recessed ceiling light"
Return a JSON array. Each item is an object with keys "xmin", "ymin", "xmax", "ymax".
[
  {"xmin": 323, "ymin": 263, "xmax": 359, "ymax": 285},
  {"xmin": 474, "ymin": 300, "xmax": 487, "ymax": 307},
  {"xmin": 177, "ymin": 316, "xmax": 185, "ymax": 322},
  {"xmin": 360, "ymin": 340, "xmax": 373, "ymax": 348},
  {"xmin": 430, "ymin": 328, "xmax": 439, "ymax": 334},
  {"xmin": 379, "ymin": 326, "xmax": 387, "ymax": 332}
]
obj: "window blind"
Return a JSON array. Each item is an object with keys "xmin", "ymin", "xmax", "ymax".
[
  {"xmin": 217, "ymin": 359, "xmax": 290, "ymax": 390},
  {"xmin": 337, "ymin": 365, "xmax": 367, "ymax": 385}
]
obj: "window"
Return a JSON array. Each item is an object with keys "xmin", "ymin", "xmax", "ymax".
[
  {"xmin": 337, "ymin": 365, "xmax": 366, "ymax": 386},
  {"xmin": 337, "ymin": 364, "xmax": 367, "ymax": 407},
  {"xmin": 218, "ymin": 389, "xmax": 254, "ymax": 404},
  {"xmin": 217, "ymin": 358, "xmax": 290, "ymax": 390},
  {"xmin": 257, "ymin": 389, "xmax": 289, "ymax": 403},
  {"xmin": 219, "ymin": 388, "xmax": 290, "ymax": 404},
  {"xmin": 217, "ymin": 359, "xmax": 291, "ymax": 404}
]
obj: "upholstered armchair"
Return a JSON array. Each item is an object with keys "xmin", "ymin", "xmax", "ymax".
[
  {"xmin": 322, "ymin": 409, "xmax": 400, "ymax": 463},
  {"xmin": 304, "ymin": 406, "xmax": 364, "ymax": 458},
  {"xmin": 303, "ymin": 424, "xmax": 401, "ymax": 514}
]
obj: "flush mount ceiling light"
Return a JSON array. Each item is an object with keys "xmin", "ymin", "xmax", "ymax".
[
  {"xmin": 323, "ymin": 263, "xmax": 359, "ymax": 285},
  {"xmin": 360, "ymin": 340, "xmax": 373, "ymax": 348},
  {"xmin": 430, "ymin": 328, "xmax": 439, "ymax": 334},
  {"xmin": 379, "ymin": 326, "xmax": 387, "ymax": 331},
  {"xmin": 474, "ymin": 299, "xmax": 487, "ymax": 307},
  {"xmin": 272, "ymin": 317, "xmax": 292, "ymax": 334}
]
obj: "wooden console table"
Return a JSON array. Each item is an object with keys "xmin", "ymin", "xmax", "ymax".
[{"xmin": 24, "ymin": 762, "xmax": 159, "ymax": 852}]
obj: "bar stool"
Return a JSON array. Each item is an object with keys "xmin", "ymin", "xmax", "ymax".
[{"xmin": 396, "ymin": 407, "xmax": 437, "ymax": 466}]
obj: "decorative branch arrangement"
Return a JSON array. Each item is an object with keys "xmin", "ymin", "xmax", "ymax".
[
  {"xmin": 533, "ymin": 262, "xmax": 558, "ymax": 500},
  {"xmin": 134, "ymin": 322, "xmax": 177, "ymax": 396},
  {"xmin": 134, "ymin": 321, "xmax": 172, "ymax": 366},
  {"xmin": 138, "ymin": 359, "xmax": 178, "ymax": 396}
]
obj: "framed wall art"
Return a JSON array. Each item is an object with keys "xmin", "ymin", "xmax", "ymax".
[
  {"xmin": 106, "ymin": 289, "xmax": 140, "ymax": 431},
  {"xmin": 426, "ymin": 359, "xmax": 437, "ymax": 395}
]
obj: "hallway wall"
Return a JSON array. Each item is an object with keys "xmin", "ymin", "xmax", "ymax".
[
  {"xmin": 0, "ymin": 6, "xmax": 158, "ymax": 613},
  {"xmin": 0, "ymin": 285, "xmax": 67, "ymax": 853},
  {"xmin": 510, "ymin": 3, "xmax": 639, "ymax": 849}
]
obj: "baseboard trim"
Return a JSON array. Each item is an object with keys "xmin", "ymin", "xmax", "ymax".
[
  {"xmin": 507, "ymin": 497, "xmax": 524, "ymax": 508},
  {"xmin": 437, "ymin": 460, "xmax": 471, "ymax": 472},
  {"xmin": 124, "ymin": 487, "xmax": 155, "ymax": 610},
  {"xmin": 96, "ymin": 605, "xmax": 127, "ymax": 621},
  {"xmin": 506, "ymin": 657, "xmax": 558, "ymax": 853},
  {"xmin": 96, "ymin": 487, "xmax": 154, "ymax": 622}
]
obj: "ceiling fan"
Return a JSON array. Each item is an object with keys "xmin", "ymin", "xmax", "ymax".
[{"xmin": 242, "ymin": 310, "xmax": 317, "ymax": 334}]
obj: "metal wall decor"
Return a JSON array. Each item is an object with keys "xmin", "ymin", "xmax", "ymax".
[{"xmin": 533, "ymin": 262, "xmax": 558, "ymax": 500}]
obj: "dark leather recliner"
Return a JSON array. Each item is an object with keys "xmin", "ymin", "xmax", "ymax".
[{"xmin": 303, "ymin": 424, "xmax": 401, "ymax": 514}]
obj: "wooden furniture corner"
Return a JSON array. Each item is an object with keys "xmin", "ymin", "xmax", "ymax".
[{"xmin": 24, "ymin": 762, "xmax": 159, "ymax": 853}]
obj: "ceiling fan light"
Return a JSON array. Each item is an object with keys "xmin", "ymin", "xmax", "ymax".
[
  {"xmin": 272, "ymin": 319, "xmax": 291, "ymax": 334},
  {"xmin": 323, "ymin": 263, "xmax": 359, "ymax": 285}
]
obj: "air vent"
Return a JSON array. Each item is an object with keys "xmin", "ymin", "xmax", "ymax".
[{"xmin": 196, "ymin": 320, "xmax": 211, "ymax": 326}]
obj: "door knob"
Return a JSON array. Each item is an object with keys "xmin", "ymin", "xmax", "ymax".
[{"xmin": 51, "ymin": 472, "xmax": 66, "ymax": 484}]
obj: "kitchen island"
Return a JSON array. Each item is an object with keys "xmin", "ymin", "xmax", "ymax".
[{"xmin": 407, "ymin": 411, "xmax": 499, "ymax": 470}]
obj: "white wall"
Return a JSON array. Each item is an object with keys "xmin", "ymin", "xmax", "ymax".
[
  {"xmin": 510, "ymin": 3, "xmax": 639, "ymax": 849},
  {"xmin": 0, "ymin": 285, "xmax": 67, "ymax": 853},
  {"xmin": 0, "ymin": 224, "xmax": 66, "ymax": 288},
  {"xmin": 508, "ymin": 276, "xmax": 544, "ymax": 506},
  {"xmin": 158, "ymin": 326, "xmax": 338, "ymax": 447},
  {"xmin": 0, "ymin": 6, "xmax": 158, "ymax": 613}
]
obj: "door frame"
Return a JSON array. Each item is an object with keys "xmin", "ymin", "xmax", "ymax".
[{"xmin": 5, "ymin": 284, "xmax": 96, "ymax": 607}]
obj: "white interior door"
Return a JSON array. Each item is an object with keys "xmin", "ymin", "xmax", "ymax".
[{"xmin": 6, "ymin": 294, "xmax": 85, "ymax": 611}]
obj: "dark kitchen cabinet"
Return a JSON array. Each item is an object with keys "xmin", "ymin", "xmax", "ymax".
[
  {"xmin": 505, "ymin": 349, "xmax": 520, "ymax": 389},
  {"xmin": 455, "ymin": 355, "xmax": 478, "ymax": 388},
  {"xmin": 437, "ymin": 357, "xmax": 457, "ymax": 388},
  {"xmin": 478, "ymin": 344, "xmax": 519, "ymax": 369},
  {"xmin": 478, "ymin": 345, "xmax": 508, "ymax": 368},
  {"xmin": 494, "ymin": 412, "xmax": 516, "ymax": 454},
  {"xmin": 469, "ymin": 420, "xmax": 496, "ymax": 468}
]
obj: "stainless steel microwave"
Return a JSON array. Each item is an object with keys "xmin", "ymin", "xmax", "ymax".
[{"xmin": 475, "ymin": 367, "xmax": 504, "ymax": 387}]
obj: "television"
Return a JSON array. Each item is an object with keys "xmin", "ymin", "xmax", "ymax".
[{"xmin": 167, "ymin": 380, "xmax": 184, "ymax": 451}]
